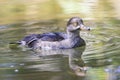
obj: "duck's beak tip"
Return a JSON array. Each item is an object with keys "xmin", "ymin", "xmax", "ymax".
[{"xmin": 87, "ymin": 27, "xmax": 91, "ymax": 31}]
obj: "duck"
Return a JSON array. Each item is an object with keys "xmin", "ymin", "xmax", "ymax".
[{"xmin": 18, "ymin": 17, "xmax": 90, "ymax": 50}]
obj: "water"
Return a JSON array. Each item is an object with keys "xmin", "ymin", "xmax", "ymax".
[{"xmin": 0, "ymin": 0, "xmax": 120, "ymax": 80}]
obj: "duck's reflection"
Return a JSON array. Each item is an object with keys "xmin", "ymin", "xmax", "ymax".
[
  {"xmin": 33, "ymin": 46, "xmax": 87, "ymax": 77},
  {"xmin": 68, "ymin": 47, "xmax": 87, "ymax": 76}
]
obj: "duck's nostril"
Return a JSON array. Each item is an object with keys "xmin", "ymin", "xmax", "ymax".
[{"xmin": 88, "ymin": 28, "xmax": 90, "ymax": 31}]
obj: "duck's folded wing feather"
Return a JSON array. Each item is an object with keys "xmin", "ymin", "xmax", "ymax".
[
  {"xmin": 21, "ymin": 32, "xmax": 67, "ymax": 45},
  {"xmin": 36, "ymin": 32, "xmax": 67, "ymax": 41}
]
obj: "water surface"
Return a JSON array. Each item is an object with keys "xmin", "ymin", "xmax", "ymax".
[{"xmin": 0, "ymin": 0, "xmax": 120, "ymax": 80}]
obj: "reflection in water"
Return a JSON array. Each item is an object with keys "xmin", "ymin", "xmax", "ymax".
[
  {"xmin": 0, "ymin": 46, "xmax": 87, "ymax": 80},
  {"xmin": 105, "ymin": 65, "xmax": 120, "ymax": 80},
  {"xmin": 1, "ymin": 18, "xmax": 120, "ymax": 80},
  {"xmin": 4, "ymin": 46, "xmax": 87, "ymax": 80},
  {"xmin": 58, "ymin": 0, "xmax": 98, "ymax": 19},
  {"xmin": 33, "ymin": 46, "xmax": 86, "ymax": 77},
  {"xmin": 0, "ymin": 0, "xmax": 120, "ymax": 24}
]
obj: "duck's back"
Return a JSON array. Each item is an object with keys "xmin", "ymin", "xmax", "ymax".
[
  {"xmin": 21, "ymin": 32, "xmax": 67, "ymax": 48},
  {"xmin": 37, "ymin": 32, "xmax": 67, "ymax": 41}
]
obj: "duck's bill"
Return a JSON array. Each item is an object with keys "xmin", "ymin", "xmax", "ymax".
[{"xmin": 80, "ymin": 24, "xmax": 90, "ymax": 31}]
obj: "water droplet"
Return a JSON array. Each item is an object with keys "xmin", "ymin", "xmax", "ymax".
[
  {"xmin": 104, "ymin": 68, "xmax": 112, "ymax": 72},
  {"xmin": 19, "ymin": 63, "xmax": 24, "ymax": 66},
  {"xmin": 107, "ymin": 59, "xmax": 112, "ymax": 62},
  {"xmin": 10, "ymin": 65, "xmax": 14, "ymax": 68},
  {"xmin": 105, "ymin": 68, "xmax": 109, "ymax": 72},
  {"xmin": 14, "ymin": 69, "xmax": 19, "ymax": 72}
]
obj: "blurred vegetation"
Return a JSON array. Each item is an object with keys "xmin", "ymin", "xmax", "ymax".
[{"xmin": 0, "ymin": 0, "xmax": 119, "ymax": 24}]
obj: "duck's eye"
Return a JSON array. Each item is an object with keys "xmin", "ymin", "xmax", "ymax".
[{"xmin": 72, "ymin": 22, "xmax": 78, "ymax": 27}]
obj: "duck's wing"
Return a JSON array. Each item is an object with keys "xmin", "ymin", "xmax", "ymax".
[
  {"xmin": 37, "ymin": 32, "xmax": 67, "ymax": 41},
  {"xmin": 20, "ymin": 34, "xmax": 38, "ymax": 46},
  {"xmin": 20, "ymin": 32, "xmax": 67, "ymax": 47}
]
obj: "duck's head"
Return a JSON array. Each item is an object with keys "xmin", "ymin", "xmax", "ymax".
[{"xmin": 67, "ymin": 17, "xmax": 90, "ymax": 31}]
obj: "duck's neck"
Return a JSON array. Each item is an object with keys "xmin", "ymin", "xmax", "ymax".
[{"xmin": 67, "ymin": 30, "xmax": 80, "ymax": 39}]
